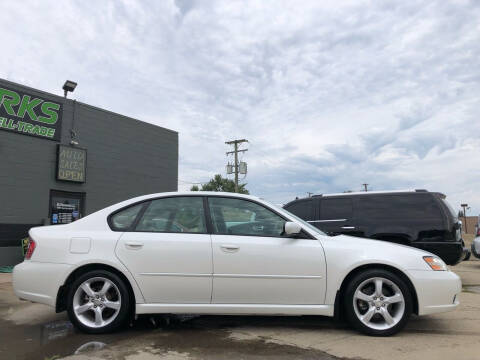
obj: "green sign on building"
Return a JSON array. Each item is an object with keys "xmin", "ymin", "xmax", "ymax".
[{"xmin": 0, "ymin": 86, "xmax": 63, "ymax": 141}]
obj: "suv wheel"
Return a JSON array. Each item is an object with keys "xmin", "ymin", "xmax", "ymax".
[
  {"xmin": 67, "ymin": 270, "xmax": 130, "ymax": 333},
  {"xmin": 344, "ymin": 269, "xmax": 412, "ymax": 336}
]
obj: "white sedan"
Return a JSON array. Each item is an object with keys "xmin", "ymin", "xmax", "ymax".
[{"xmin": 13, "ymin": 192, "xmax": 461, "ymax": 336}]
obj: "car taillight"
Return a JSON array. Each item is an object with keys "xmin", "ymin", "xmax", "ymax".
[{"xmin": 25, "ymin": 238, "xmax": 36, "ymax": 260}]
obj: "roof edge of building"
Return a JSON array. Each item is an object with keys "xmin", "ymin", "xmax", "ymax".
[{"xmin": 0, "ymin": 77, "xmax": 178, "ymax": 135}]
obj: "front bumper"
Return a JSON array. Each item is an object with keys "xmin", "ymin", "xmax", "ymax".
[
  {"xmin": 408, "ymin": 269, "xmax": 461, "ymax": 316},
  {"xmin": 13, "ymin": 261, "xmax": 72, "ymax": 308}
]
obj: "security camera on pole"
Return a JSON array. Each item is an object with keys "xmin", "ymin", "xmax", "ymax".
[{"xmin": 225, "ymin": 139, "xmax": 248, "ymax": 193}]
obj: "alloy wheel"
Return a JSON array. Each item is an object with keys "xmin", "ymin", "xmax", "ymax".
[
  {"xmin": 352, "ymin": 276, "xmax": 405, "ymax": 331},
  {"xmin": 73, "ymin": 277, "xmax": 122, "ymax": 328}
]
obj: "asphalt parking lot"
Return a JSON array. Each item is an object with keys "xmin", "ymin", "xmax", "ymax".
[{"xmin": 1, "ymin": 259, "xmax": 479, "ymax": 360}]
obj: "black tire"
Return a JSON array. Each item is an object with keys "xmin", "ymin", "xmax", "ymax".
[
  {"xmin": 67, "ymin": 270, "xmax": 131, "ymax": 334},
  {"xmin": 344, "ymin": 269, "xmax": 413, "ymax": 336}
]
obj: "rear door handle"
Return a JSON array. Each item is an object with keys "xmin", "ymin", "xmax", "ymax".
[
  {"xmin": 220, "ymin": 244, "xmax": 240, "ymax": 252},
  {"xmin": 125, "ymin": 241, "xmax": 144, "ymax": 249},
  {"xmin": 341, "ymin": 226, "xmax": 356, "ymax": 230}
]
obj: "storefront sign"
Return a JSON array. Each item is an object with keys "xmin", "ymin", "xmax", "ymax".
[
  {"xmin": 57, "ymin": 145, "xmax": 86, "ymax": 183},
  {"xmin": 0, "ymin": 86, "xmax": 62, "ymax": 141}
]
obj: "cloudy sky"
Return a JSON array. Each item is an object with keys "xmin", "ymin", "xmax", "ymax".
[{"xmin": 2, "ymin": 0, "xmax": 479, "ymax": 213}]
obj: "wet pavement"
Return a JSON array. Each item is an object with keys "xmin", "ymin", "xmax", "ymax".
[
  {"xmin": 463, "ymin": 285, "xmax": 480, "ymax": 294},
  {"xmin": 0, "ymin": 308, "xmax": 347, "ymax": 360},
  {"xmin": 1, "ymin": 259, "xmax": 480, "ymax": 360},
  {"xmin": 0, "ymin": 274, "xmax": 347, "ymax": 360}
]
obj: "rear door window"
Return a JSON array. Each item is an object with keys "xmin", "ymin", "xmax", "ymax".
[
  {"xmin": 284, "ymin": 199, "xmax": 314, "ymax": 221},
  {"xmin": 358, "ymin": 194, "xmax": 441, "ymax": 220},
  {"xmin": 135, "ymin": 197, "xmax": 207, "ymax": 233},
  {"xmin": 320, "ymin": 198, "xmax": 353, "ymax": 220}
]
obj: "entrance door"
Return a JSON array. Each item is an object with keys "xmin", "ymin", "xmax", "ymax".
[
  {"xmin": 208, "ymin": 196, "xmax": 326, "ymax": 305},
  {"xmin": 49, "ymin": 190, "xmax": 85, "ymax": 225}
]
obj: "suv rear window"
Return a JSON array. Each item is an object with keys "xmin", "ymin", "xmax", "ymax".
[
  {"xmin": 358, "ymin": 194, "xmax": 441, "ymax": 220},
  {"xmin": 320, "ymin": 198, "xmax": 353, "ymax": 220},
  {"xmin": 440, "ymin": 198, "xmax": 457, "ymax": 220}
]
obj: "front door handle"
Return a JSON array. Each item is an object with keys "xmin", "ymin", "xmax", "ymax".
[
  {"xmin": 125, "ymin": 241, "xmax": 144, "ymax": 249},
  {"xmin": 341, "ymin": 226, "xmax": 356, "ymax": 230},
  {"xmin": 220, "ymin": 244, "xmax": 240, "ymax": 253}
]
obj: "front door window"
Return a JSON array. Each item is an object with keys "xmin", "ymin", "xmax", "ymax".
[{"xmin": 208, "ymin": 197, "xmax": 286, "ymax": 237}]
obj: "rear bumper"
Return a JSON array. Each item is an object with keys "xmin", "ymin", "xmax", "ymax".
[
  {"xmin": 408, "ymin": 269, "xmax": 461, "ymax": 316},
  {"xmin": 13, "ymin": 261, "xmax": 72, "ymax": 308}
]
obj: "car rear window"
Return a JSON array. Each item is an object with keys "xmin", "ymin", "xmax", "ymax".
[
  {"xmin": 358, "ymin": 194, "xmax": 441, "ymax": 220},
  {"xmin": 284, "ymin": 199, "xmax": 314, "ymax": 221},
  {"xmin": 440, "ymin": 198, "xmax": 457, "ymax": 220},
  {"xmin": 320, "ymin": 198, "xmax": 353, "ymax": 220}
]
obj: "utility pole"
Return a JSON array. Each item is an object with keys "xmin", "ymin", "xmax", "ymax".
[
  {"xmin": 362, "ymin": 183, "xmax": 369, "ymax": 192},
  {"xmin": 461, "ymin": 203, "xmax": 469, "ymax": 233},
  {"xmin": 307, "ymin": 192, "xmax": 313, "ymax": 197},
  {"xmin": 226, "ymin": 139, "xmax": 248, "ymax": 193}
]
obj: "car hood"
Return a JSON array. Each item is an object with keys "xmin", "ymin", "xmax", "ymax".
[
  {"xmin": 318, "ymin": 234, "xmax": 438, "ymax": 271},
  {"xmin": 335, "ymin": 234, "xmax": 433, "ymax": 255}
]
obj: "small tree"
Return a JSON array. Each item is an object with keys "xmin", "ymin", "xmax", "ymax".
[{"xmin": 190, "ymin": 174, "xmax": 249, "ymax": 194}]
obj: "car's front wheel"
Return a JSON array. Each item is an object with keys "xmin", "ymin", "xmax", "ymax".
[
  {"xmin": 67, "ymin": 270, "xmax": 131, "ymax": 333},
  {"xmin": 344, "ymin": 269, "xmax": 412, "ymax": 336}
]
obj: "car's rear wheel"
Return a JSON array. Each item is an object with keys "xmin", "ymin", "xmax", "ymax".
[
  {"xmin": 344, "ymin": 269, "xmax": 412, "ymax": 336},
  {"xmin": 67, "ymin": 270, "xmax": 130, "ymax": 333}
]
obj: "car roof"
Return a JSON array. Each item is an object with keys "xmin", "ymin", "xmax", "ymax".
[
  {"xmin": 142, "ymin": 191, "xmax": 259, "ymax": 199},
  {"xmin": 284, "ymin": 189, "xmax": 446, "ymax": 207},
  {"xmin": 118, "ymin": 191, "xmax": 262, "ymax": 206},
  {"xmin": 320, "ymin": 189, "xmax": 424, "ymax": 197}
]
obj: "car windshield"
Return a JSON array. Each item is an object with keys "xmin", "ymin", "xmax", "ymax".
[{"xmin": 269, "ymin": 202, "xmax": 326, "ymax": 236}]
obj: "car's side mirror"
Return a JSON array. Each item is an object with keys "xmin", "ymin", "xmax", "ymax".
[{"xmin": 284, "ymin": 221, "xmax": 302, "ymax": 237}]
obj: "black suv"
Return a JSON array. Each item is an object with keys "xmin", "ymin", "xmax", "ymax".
[{"xmin": 284, "ymin": 190, "xmax": 463, "ymax": 265}]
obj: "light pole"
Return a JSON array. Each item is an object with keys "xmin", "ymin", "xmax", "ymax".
[
  {"xmin": 63, "ymin": 80, "xmax": 77, "ymax": 98},
  {"xmin": 62, "ymin": 80, "xmax": 79, "ymax": 146},
  {"xmin": 461, "ymin": 203, "xmax": 469, "ymax": 233}
]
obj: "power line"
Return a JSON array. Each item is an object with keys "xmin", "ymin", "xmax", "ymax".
[{"xmin": 226, "ymin": 139, "xmax": 248, "ymax": 193}]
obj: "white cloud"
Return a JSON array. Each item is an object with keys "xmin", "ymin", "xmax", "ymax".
[{"xmin": 1, "ymin": 0, "xmax": 479, "ymax": 213}]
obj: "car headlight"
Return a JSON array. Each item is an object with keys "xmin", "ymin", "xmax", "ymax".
[{"xmin": 423, "ymin": 256, "xmax": 448, "ymax": 271}]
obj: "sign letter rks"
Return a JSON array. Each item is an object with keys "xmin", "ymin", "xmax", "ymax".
[{"xmin": 0, "ymin": 86, "xmax": 63, "ymax": 141}]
